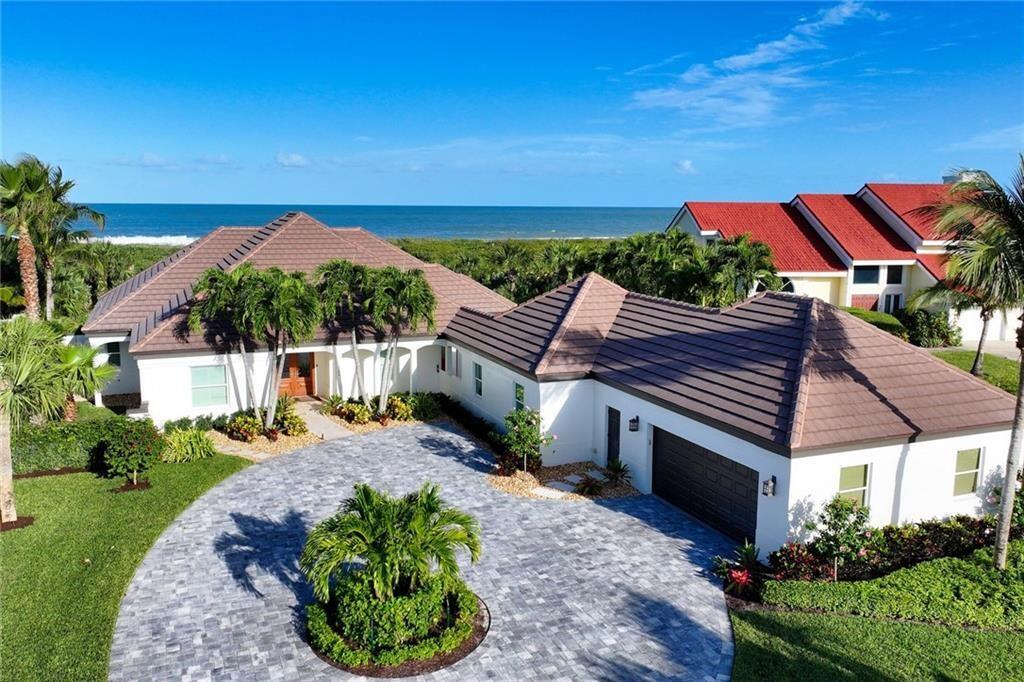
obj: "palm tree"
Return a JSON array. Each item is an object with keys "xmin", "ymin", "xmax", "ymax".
[
  {"xmin": 917, "ymin": 158, "xmax": 1024, "ymax": 569},
  {"xmin": 490, "ymin": 242, "xmax": 529, "ymax": 301},
  {"xmin": 34, "ymin": 201, "xmax": 105, "ymax": 319},
  {"xmin": 0, "ymin": 156, "xmax": 52, "ymax": 320},
  {"xmin": 717, "ymin": 234, "xmax": 782, "ymax": 299},
  {"xmin": 364, "ymin": 267, "xmax": 437, "ymax": 415},
  {"xmin": 0, "ymin": 318, "xmax": 68, "ymax": 523},
  {"xmin": 58, "ymin": 344, "xmax": 117, "ymax": 421},
  {"xmin": 315, "ymin": 259, "xmax": 373, "ymax": 408},
  {"xmin": 252, "ymin": 268, "xmax": 320, "ymax": 429},
  {"xmin": 188, "ymin": 264, "xmax": 266, "ymax": 418},
  {"xmin": 300, "ymin": 482, "xmax": 481, "ymax": 602}
]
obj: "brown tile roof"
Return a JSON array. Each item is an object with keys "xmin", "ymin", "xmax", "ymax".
[
  {"xmin": 448, "ymin": 283, "xmax": 1014, "ymax": 453},
  {"xmin": 85, "ymin": 212, "xmax": 513, "ymax": 353},
  {"xmin": 443, "ymin": 273, "xmax": 626, "ymax": 377}
]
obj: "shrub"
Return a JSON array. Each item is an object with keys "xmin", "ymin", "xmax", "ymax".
[
  {"xmin": 335, "ymin": 572, "xmax": 447, "ymax": 652},
  {"xmin": 271, "ymin": 395, "xmax": 308, "ymax": 436},
  {"xmin": 841, "ymin": 306, "xmax": 907, "ymax": 340},
  {"xmin": 11, "ymin": 417, "xmax": 121, "ymax": 474},
  {"xmin": 162, "ymin": 417, "xmax": 194, "ymax": 434},
  {"xmin": 224, "ymin": 412, "xmax": 263, "ymax": 442},
  {"xmin": 899, "ymin": 309, "xmax": 962, "ymax": 348},
  {"xmin": 103, "ymin": 418, "xmax": 165, "ymax": 484},
  {"xmin": 605, "ymin": 459, "xmax": 631, "ymax": 486},
  {"xmin": 496, "ymin": 408, "xmax": 553, "ymax": 474},
  {"xmin": 162, "ymin": 428, "xmax": 217, "ymax": 463},
  {"xmin": 574, "ymin": 475, "xmax": 603, "ymax": 496},
  {"xmin": 320, "ymin": 394, "xmax": 348, "ymax": 416},
  {"xmin": 409, "ymin": 392, "xmax": 442, "ymax": 421},
  {"xmin": 386, "ymin": 394, "xmax": 414, "ymax": 421},
  {"xmin": 343, "ymin": 401, "xmax": 373, "ymax": 425},
  {"xmin": 713, "ymin": 540, "xmax": 767, "ymax": 599},
  {"xmin": 805, "ymin": 496, "xmax": 873, "ymax": 581},
  {"xmin": 761, "ymin": 541, "xmax": 1024, "ymax": 629},
  {"xmin": 768, "ymin": 542, "xmax": 831, "ymax": 581}
]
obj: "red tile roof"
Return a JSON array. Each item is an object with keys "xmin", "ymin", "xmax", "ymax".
[
  {"xmin": 864, "ymin": 183, "xmax": 949, "ymax": 241},
  {"xmin": 915, "ymin": 253, "xmax": 948, "ymax": 281},
  {"xmin": 796, "ymin": 194, "xmax": 917, "ymax": 261},
  {"xmin": 685, "ymin": 202, "xmax": 845, "ymax": 273}
]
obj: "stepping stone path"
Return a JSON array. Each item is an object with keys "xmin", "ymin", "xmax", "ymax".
[
  {"xmin": 547, "ymin": 480, "xmax": 576, "ymax": 492},
  {"xmin": 563, "ymin": 474, "xmax": 584, "ymax": 484},
  {"xmin": 530, "ymin": 485, "xmax": 568, "ymax": 500}
]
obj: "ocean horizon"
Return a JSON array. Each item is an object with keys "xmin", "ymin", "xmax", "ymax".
[{"xmin": 78, "ymin": 203, "xmax": 678, "ymax": 244}]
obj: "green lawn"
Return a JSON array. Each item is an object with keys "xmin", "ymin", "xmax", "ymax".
[
  {"xmin": 934, "ymin": 350, "xmax": 1020, "ymax": 394},
  {"xmin": 0, "ymin": 455, "xmax": 248, "ymax": 682},
  {"xmin": 731, "ymin": 609, "xmax": 1024, "ymax": 681}
]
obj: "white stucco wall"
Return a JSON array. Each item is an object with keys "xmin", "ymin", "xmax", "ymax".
[
  {"xmin": 789, "ymin": 428, "xmax": 1012, "ymax": 541},
  {"xmin": 439, "ymin": 343, "xmax": 540, "ymax": 429},
  {"xmin": 85, "ymin": 333, "xmax": 140, "ymax": 399},
  {"xmin": 538, "ymin": 379, "xmax": 595, "ymax": 466}
]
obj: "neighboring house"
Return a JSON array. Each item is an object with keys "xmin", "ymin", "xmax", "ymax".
[
  {"xmin": 82, "ymin": 211, "xmax": 1017, "ymax": 552},
  {"xmin": 669, "ymin": 181, "xmax": 1019, "ymax": 340}
]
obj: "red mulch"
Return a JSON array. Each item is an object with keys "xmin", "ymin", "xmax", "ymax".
[
  {"xmin": 14, "ymin": 467, "xmax": 88, "ymax": 479},
  {"xmin": 111, "ymin": 480, "xmax": 151, "ymax": 493},
  {"xmin": 0, "ymin": 516, "xmax": 36, "ymax": 532},
  {"xmin": 314, "ymin": 597, "xmax": 490, "ymax": 678}
]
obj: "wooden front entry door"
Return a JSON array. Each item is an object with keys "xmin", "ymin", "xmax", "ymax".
[{"xmin": 278, "ymin": 353, "xmax": 315, "ymax": 397}]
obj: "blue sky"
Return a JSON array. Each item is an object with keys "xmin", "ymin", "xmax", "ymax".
[{"xmin": 2, "ymin": 1, "xmax": 1022, "ymax": 206}]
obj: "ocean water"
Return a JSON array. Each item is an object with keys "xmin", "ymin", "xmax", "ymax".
[{"xmin": 79, "ymin": 204, "xmax": 677, "ymax": 244}]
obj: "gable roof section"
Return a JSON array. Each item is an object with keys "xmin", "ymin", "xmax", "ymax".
[
  {"xmin": 915, "ymin": 253, "xmax": 948, "ymax": 281},
  {"xmin": 797, "ymin": 194, "xmax": 917, "ymax": 261},
  {"xmin": 685, "ymin": 202, "xmax": 846, "ymax": 273},
  {"xmin": 443, "ymin": 273, "xmax": 627, "ymax": 377},
  {"xmin": 85, "ymin": 212, "xmax": 513, "ymax": 353},
  {"xmin": 863, "ymin": 183, "xmax": 949, "ymax": 241}
]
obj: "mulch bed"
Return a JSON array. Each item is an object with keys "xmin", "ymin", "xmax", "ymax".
[
  {"xmin": 313, "ymin": 596, "xmax": 491, "ymax": 678},
  {"xmin": 0, "ymin": 516, "xmax": 35, "ymax": 532},
  {"xmin": 14, "ymin": 467, "xmax": 88, "ymax": 480},
  {"xmin": 110, "ymin": 480, "xmax": 151, "ymax": 493}
]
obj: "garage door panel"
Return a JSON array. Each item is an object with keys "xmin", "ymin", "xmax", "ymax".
[{"xmin": 652, "ymin": 428, "xmax": 758, "ymax": 541}]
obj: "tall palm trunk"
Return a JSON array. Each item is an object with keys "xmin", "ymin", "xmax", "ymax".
[
  {"xmin": 63, "ymin": 395, "xmax": 77, "ymax": 422},
  {"xmin": 350, "ymin": 328, "xmax": 370, "ymax": 408},
  {"xmin": 17, "ymin": 224, "xmax": 40, "ymax": 321},
  {"xmin": 238, "ymin": 342, "xmax": 261, "ymax": 420},
  {"xmin": 264, "ymin": 337, "xmax": 288, "ymax": 430},
  {"xmin": 0, "ymin": 389, "xmax": 16, "ymax": 524},
  {"xmin": 44, "ymin": 264, "xmax": 55, "ymax": 321},
  {"xmin": 994, "ymin": 322, "xmax": 1024, "ymax": 569},
  {"xmin": 377, "ymin": 334, "xmax": 399, "ymax": 416},
  {"xmin": 970, "ymin": 309, "xmax": 992, "ymax": 376}
]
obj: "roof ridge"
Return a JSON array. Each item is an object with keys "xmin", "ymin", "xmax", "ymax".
[
  {"xmin": 494, "ymin": 274, "xmax": 586, "ymax": 319},
  {"xmin": 83, "ymin": 227, "xmax": 230, "ymax": 331},
  {"xmin": 533, "ymin": 273, "xmax": 598, "ymax": 375},
  {"xmin": 786, "ymin": 297, "xmax": 820, "ymax": 450},
  {"xmin": 625, "ymin": 289, "xmax": 724, "ymax": 314}
]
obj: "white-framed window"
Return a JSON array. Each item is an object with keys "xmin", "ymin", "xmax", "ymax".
[
  {"xmin": 853, "ymin": 266, "xmax": 880, "ymax": 285},
  {"xmin": 886, "ymin": 266, "xmax": 904, "ymax": 285},
  {"xmin": 883, "ymin": 293, "xmax": 903, "ymax": 315},
  {"xmin": 473, "ymin": 362, "xmax": 483, "ymax": 396},
  {"xmin": 514, "ymin": 382, "xmax": 525, "ymax": 410},
  {"xmin": 190, "ymin": 365, "xmax": 227, "ymax": 408},
  {"xmin": 838, "ymin": 464, "xmax": 869, "ymax": 507},
  {"xmin": 954, "ymin": 448, "xmax": 982, "ymax": 496},
  {"xmin": 105, "ymin": 342, "xmax": 121, "ymax": 367},
  {"xmin": 446, "ymin": 346, "xmax": 462, "ymax": 378}
]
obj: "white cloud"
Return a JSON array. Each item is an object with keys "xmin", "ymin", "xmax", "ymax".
[
  {"xmin": 626, "ymin": 52, "xmax": 688, "ymax": 76},
  {"xmin": 944, "ymin": 124, "xmax": 1024, "ymax": 151},
  {"xmin": 108, "ymin": 153, "xmax": 180, "ymax": 170},
  {"xmin": 194, "ymin": 153, "xmax": 232, "ymax": 165},
  {"xmin": 275, "ymin": 152, "xmax": 311, "ymax": 168},
  {"xmin": 674, "ymin": 159, "xmax": 699, "ymax": 175},
  {"xmin": 632, "ymin": 1, "xmax": 886, "ymax": 128}
]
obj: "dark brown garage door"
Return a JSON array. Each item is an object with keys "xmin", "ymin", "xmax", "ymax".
[{"xmin": 652, "ymin": 427, "xmax": 759, "ymax": 542}]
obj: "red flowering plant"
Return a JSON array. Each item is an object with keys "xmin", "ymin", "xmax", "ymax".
[{"xmin": 712, "ymin": 540, "xmax": 766, "ymax": 600}]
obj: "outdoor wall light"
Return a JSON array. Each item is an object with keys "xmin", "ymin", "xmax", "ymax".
[
  {"xmin": 628, "ymin": 416, "xmax": 640, "ymax": 432},
  {"xmin": 762, "ymin": 475, "xmax": 777, "ymax": 497}
]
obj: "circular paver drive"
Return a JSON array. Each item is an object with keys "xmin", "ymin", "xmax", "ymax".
[{"xmin": 110, "ymin": 423, "xmax": 734, "ymax": 681}]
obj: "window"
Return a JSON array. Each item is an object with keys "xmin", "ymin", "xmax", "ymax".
[
  {"xmin": 883, "ymin": 293, "xmax": 903, "ymax": 315},
  {"xmin": 473, "ymin": 362, "xmax": 483, "ymax": 396},
  {"xmin": 447, "ymin": 346, "xmax": 461, "ymax": 378},
  {"xmin": 886, "ymin": 266, "xmax": 903, "ymax": 285},
  {"xmin": 105, "ymin": 342, "xmax": 121, "ymax": 367},
  {"xmin": 954, "ymin": 448, "xmax": 981, "ymax": 496},
  {"xmin": 853, "ymin": 266, "xmax": 880, "ymax": 284},
  {"xmin": 190, "ymin": 365, "xmax": 227, "ymax": 408},
  {"xmin": 440, "ymin": 346, "xmax": 447, "ymax": 372},
  {"xmin": 838, "ymin": 464, "xmax": 869, "ymax": 506},
  {"xmin": 514, "ymin": 383, "xmax": 525, "ymax": 410}
]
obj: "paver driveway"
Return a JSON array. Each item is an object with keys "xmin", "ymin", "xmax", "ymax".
[{"xmin": 109, "ymin": 423, "xmax": 734, "ymax": 681}]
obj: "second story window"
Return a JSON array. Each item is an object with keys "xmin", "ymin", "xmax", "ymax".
[
  {"xmin": 105, "ymin": 342, "xmax": 121, "ymax": 367},
  {"xmin": 853, "ymin": 266, "xmax": 880, "ymax": 285},
  {"xmin": 886, "ymin": 266, "xmax": 903, "ymax": 285}
]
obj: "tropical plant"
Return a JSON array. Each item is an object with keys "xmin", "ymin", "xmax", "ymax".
[
  {"xmin": 57, "ymin": 344, "xmax": 117, "ymax": 421},
  {"xmin": 605, "ymin": 459, "xmax": 631, "ymax": 486},
  {"xmin": 224, "ymin": 412, "xmax": 263, "ymax": 443},
  {"xmin": 315, "ymin": 259, "xmax": 373, "ymax": 409},
  {"xmin": 0, "ymin": 284, "xmax": 25, "ymax": 315},
  {"xmin": 713, "ymin": 540, "xmax": 765, "ymax": 598},
  {"xmin": 573, "ymin": 474, "xmax": 603, "ymax": 496},
  {"xmin": 408, "ymin": 392, "xmax": 442, "ymax": 421},
  {"xmin": 717, "ymin": 234, "xmax": 782, "ymax": 299},
  {"xmin": 187, "ymin": 263, "xmax": 266, "ymax": 420},
  {"xmin": 300, "ymin": 482, "xmax": 482, "ymax": 602},
  {"xmin": 386, "ymin": 394, "xmax": 414, "ymax": 421},
  {"xmin": 342, "ymin": 400, "xmax": 372, "ymax": 425},
  {"xmin": 914, "ymin": 159, "xmax": 1024, "ymax": 569},
  {"xmin": 32, "ymin": 198, "xmax": 104, "ymax": 320},
  {"xmin": 272, "ymin": 394, "xmax": 308, "ymax": 436},
  {"xmin": 805, "ymin": 495, "xmax": 873, "ymax": 581},
  {"xmin": 898, "ymin": 308, "xmax": 961, "ymax": 347},
  {"xmin": 320, "ymin": 394, "xmax": 348, "ymax": 416},
  {"xmin": 163, "ymin": 427, "xmax": 217, "ymax": 463},
  {"xmin": 364, "ymin": 267, "xmax": 437, "ymax": 416},
  {"xmin": 496, "ymin": 407, "xmax": 553, "ymax": 474},
  {"xmin": 102, "ymin": 418, "xmax": 164, "ymax": 485},
  {"xmin": 1, "ymin": 156, "xmax": 50, "ymax": 319}
]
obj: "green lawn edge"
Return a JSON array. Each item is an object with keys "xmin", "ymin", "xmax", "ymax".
[
  {"xmin": 0, "ymin": 454, "xmax": 249, "ymax": 682},
  {"xmin": 934, "ymin": 350, "xmax": 1020, "ymax": 394}
]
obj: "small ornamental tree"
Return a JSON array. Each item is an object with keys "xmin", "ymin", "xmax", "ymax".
[
  {"xmin": 805, "ymin": 495, "xmax": 872, "ymax": 581},
  {"xmin": 496, "ymin": 408, "xmax": 554, "ymax": 474},
  {"xmin": 103, "ymin": 418, "xmax": 165, "ymax": 485}
]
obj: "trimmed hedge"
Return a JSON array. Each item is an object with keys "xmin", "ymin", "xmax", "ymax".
[
  {"xmin": 11, "ymin": 418, "xmax": 120, "ymax": 475},
  {"xmin": 762, "ymin": 541, "xmax": 1024, "ymax": 629},
  {"xmin": 307, "ymin": 577, "xmax": 479, "ymax": 667},
  {"xmin": 841, "ymin": 306, "xmax": 908, "ymax": 340}
]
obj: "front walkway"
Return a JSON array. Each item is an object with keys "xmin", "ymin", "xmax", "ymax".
[{"xmin": 109, "ymin": 423, "xmax": 734, "ymax": 681}]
